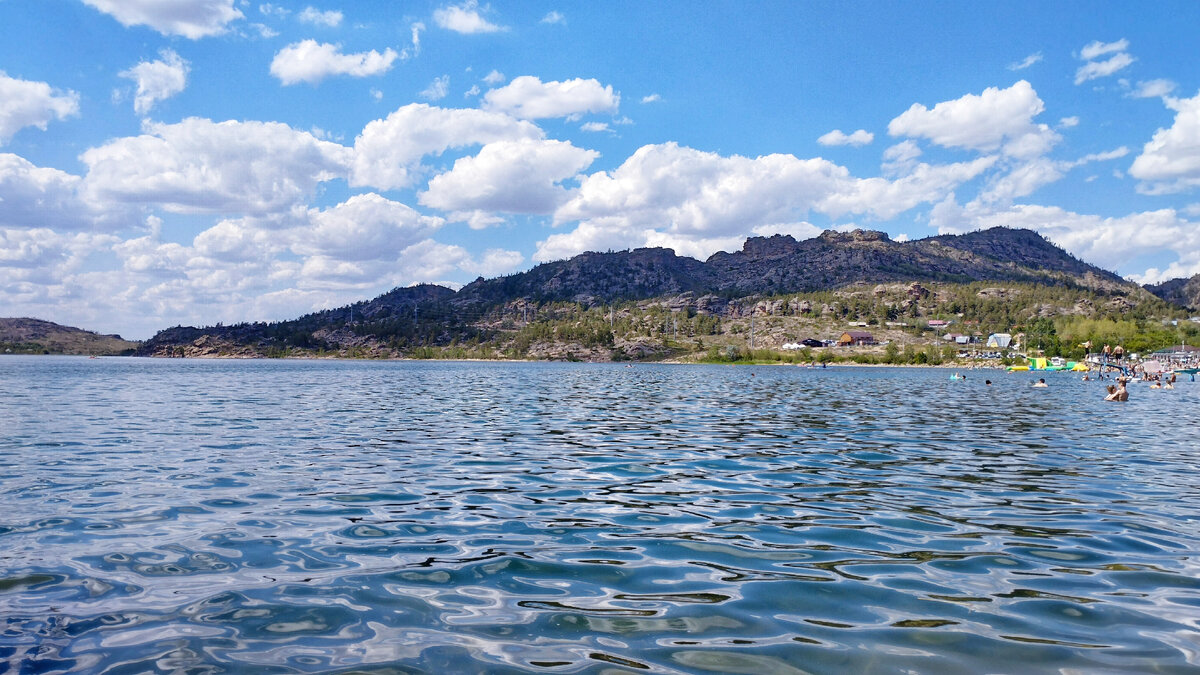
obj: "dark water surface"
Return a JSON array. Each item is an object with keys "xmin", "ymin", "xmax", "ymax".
[{"xmin": 2, "ymin": 356, "xmax": 1199, "ymax": 673}]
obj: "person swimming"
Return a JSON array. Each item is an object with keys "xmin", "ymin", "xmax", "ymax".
[{"xmin": 1032, "ymin": 378, "xmax": 1048, "ymax": 388}]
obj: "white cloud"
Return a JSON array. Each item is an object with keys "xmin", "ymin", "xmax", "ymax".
[
  {"xmin": 420, "ymin": 138, "xmax": 598, "ymax": 221},
  {"xmin": 0, "ymin": 154, "xmax": 119, "ymax": 231},
  {"xmin": 351, "ymin": 103, "xmax": 543, "ymax": 190},
  {"xmin": 882, "ymin": 140, "xmax": 922, "ymax": 175},
  {"xmin": 817, "ymin": 129, "xmax": 874, "ymax": 147},
  {"xmin": 463, "ymin": 85, "xmax": 480, "ymax": 98},
  {"xmin": 483, "ymin": 69, "xmax": 505, "ymax": 85},
  {"xmin": 433, "ymin": 0, "xmax": 503, "ymax": 34},
  {"xmin": 975, "ymin": 158, "xmax": 1064, "ymax": 205},
  {"xmin": 119, "ymin": 49, "xmax": 189, "ymax": 116},
  {"xmin": 401, "ymin": 22, "xmax": 424, "ymax": 59},
  {"xmin": 1129, "ymin": 91, "xmax": 1200, "ymax": 194},
  {"xmin": 819, "ymin": 157, "xmax": 997, "ymax": 219},
  {"xmin": 298, "ymin": 6, "xmax": 342, "ymax": 27},
  {"xmin": 581, "ymin": 122, "xmax": 610, "ymax": 133},
  {"xmin": 81, "ymin": 0, "xmax": 243, "ymax": 39},
  {"xmin": 461, "ymin": 248, "xmax": 524, "ymax": 277},
  {"xmin": 292, "ymin": 193, "xmax": 444, "ymax": 261},
  {"xmin": 540, "ymin": 141, "xmax": 1001, "ymax": 263},
  {"xmin": 541, "ymin": 143, "xmax": 849, "ymax": 261},
  {"xmin": 641, "ymin": 94, "xmax": 661, "ymax": 104},
  {"xmin": 1080, "ymin": 38, "xmax": 1129, "ymax": 61},
  {"xmin": 0, "ymin": 72, "xmax": 79, "ymax": 145},
  {"xmin": 1129, "ymin": 79, "xmax": 1176, "ymax": 99},
  {"xmin": 80, "ymin": 117, "xmax": 352, "ymax": 215},
  {"xmin": 540, "ymin": 11, "xmax": 564, "ymax": 25},
  {"xmin": 482, "ymin": 76, "xmax": 619, "ymax": 120},
  {"xmin": 1059, "ymin": 116, "xmax": 1080, "ymax": 128},
  {"xmin": 887, "ymin": 80, "xmax": 1059, "ymax": 159},
  {"xmin": 259, "ymin": 4, "xmax": 289, "ymax": 18},
  {"xmin": 420, "ymin": 75, "xmax": 450, "ymax": 101},
  {"xmin": 270, "ymin": 40, "xmax": 398, "ymax": 86},
  {"xmin": 370, "ymin": 88, "xmax": 383, "ymax": 101},
  {"xmin": 1075, "ymin": 52, "xmax": 1135, "ymax": 85},
  {"xmin": 1008, "ymin": 52, "xmax": 1042, "ymax": 71},
  {"xmin": 248, "ymin": 23, "xmax": 278, "ymax": 38},
  {"xmin": 972, "ymin": 147, "xmax": 1126, "ymax": 206}
]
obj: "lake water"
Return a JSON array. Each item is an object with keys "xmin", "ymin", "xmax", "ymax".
[{"xmin": 2, "ymin": 356, "xmax": 1199, "ymax": 674}]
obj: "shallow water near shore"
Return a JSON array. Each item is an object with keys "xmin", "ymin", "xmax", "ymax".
[{"xmin": 2, "ymin": 356, "xmax": 1199, "ymax": 673}]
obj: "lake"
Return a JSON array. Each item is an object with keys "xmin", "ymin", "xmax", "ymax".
[{"xmin": 2, "ymin": 356, "xmax": 1199, "ymax": 673}]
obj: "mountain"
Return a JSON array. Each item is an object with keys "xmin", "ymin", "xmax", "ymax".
[
  {"xmin": 706, "ymin": 227, "xmax": 1132, "ymax": 295},
  {"xmin": 455, "ymin": 247, "xmax": 714, "ymax": 307},
  {"xmin": 1146, "ymin": 274, "xmax": 1200, "ymax": 311},
  {"xmin": 0, "ymin": 318, "xmax": 139, "ymax": 355},
  {"xmin": 136, "ymin": 226, "xmax": 1176, "ymax": 358}
]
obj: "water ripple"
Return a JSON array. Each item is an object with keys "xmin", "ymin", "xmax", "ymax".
[{"xmin": 2, "ymin": 357, "xmax": 1199, "ymax": 673}]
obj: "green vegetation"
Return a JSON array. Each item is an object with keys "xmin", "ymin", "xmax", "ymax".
[{"xmin": 137, "ymin": 279, "xmax": 1199, "ymax": 362}]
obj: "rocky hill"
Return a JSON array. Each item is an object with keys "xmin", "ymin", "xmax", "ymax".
[
  {"xmin": 455, "ymin": 226, "xmax": 1137, "ymax": 305},
  {"xmin": 1146, "ymin": 274, "xmax": 1200, "ymax": 311},
  {"xmin": 134, "ymin": 226, "xmax": 1186, "ymax": 359},
  {"xmin": 0, "ymin": 318, "xmax": 139, "ymax": 355}
]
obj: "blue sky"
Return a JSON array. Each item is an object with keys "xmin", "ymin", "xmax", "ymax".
[{"xmin": 2, "ymin": 0, "xmax": 1199, "ymax": 338}]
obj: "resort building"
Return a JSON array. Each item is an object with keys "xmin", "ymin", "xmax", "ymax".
[{"xmin": 838, "ymin": 331, "xmax": 876, "ymax": 346}]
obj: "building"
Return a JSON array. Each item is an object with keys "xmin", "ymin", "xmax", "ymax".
[
  {"xmin": 987, "ymin": 333, "xmax": 1013, "ymax": 348},
  {"xmin": 838, "ymin": 331, "xmax": 875, "ymax": 346}
]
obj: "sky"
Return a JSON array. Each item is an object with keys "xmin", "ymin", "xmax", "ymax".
[{"xmin": 2, "ymin": 1, "xmax": 1200, "ymax": 339}]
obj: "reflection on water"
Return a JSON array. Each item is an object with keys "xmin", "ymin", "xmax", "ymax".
[{"xmin": 2, "ymin": 356, "xmax": 1199, "ymax": 673}]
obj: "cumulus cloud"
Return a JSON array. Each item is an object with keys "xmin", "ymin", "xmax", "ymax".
[
  {"xmin": 540, "ymin": 143, "xmax": 848, "ymax": 261},
  {"xmin": 433, "ymin": 0, "xmax": 503, "ymax": 34},
  {"xmin": 81, "ymin": 0, "xmax": 243, "ymax": 39},
  {"xmin": 1008, "ymin": 52, "xmax": 1042, "ymax": 71},
  {"xmin": 539, "ymin": 140, "xmax": 1001, "ymax": 263},
  {"xmin": 887, "ymin": 80, "xmax": 1059, "ymax": 159},
  {"xmin": 291, "ymin": 193, "xmax": 444, "ymax": 260},
  {"xmin": 270, "ymin": 40, "xmax": 398, "ymax": 85},
  {"xmin": 80, "ymin": 117, "xmax": 352, "ymax": 215},
  {"xmin": 483, "ymin": 69, "xmax": 505, "ymax": 85},
  {"xmin": 1129, "ymin": 91, "xmax": 1200, "ymax": 194},
  {"xmin": 420, "ymin": 138, "xmax": 598, "ymax": 219},
  {"xmin": 581, "ymin": 122, "xmax": 610, "ymax": 133},
  {"xmin": 119, "ymin": 49, "xmax": 189, "ymax": 116},
  {"xmin": 298, "ymin": 6, "xmax": 342, "ymax": 27},
  {"xmin": 1075, "ymin": 39, "xmax": 1134, "ymax": 85},
  {"xmin": 1059, "ymin": 116, "xmax": 1080, "ymax": 128},
  {"xmin": 0, "ymin": 153, "xmax": 122, "ymax": 231},
  {"xmin": 817, "ymin": 129, "xmax": 874, "ymax": 147},
  {"xmin": 351, "ymin": 103, "xmax": 543, "ymax": 190},
  {"xmin": 819, "ymin": 156, "xmax": 997, "ymax": 219},
  {"xmin": 641, "ymin": 94, "xmax": 661, "ymax": 104},
  {"xmin": 0, "ymin": 72, "xmax": 79, "ymax": 145},
  {"xmin": 482, "ymin": 76, "xmax": 619, "ymax": 120},
  {"xmin": 541, "ymin": 11, "xmax": 565, "ymax": 25},
  {"xmin": 882, "ymin": 140, "xmax": 922, "ymax": 174}
]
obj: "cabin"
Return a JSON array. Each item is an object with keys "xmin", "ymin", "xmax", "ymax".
[{"xmin": 838, "ymin": 331, "xmax": 875, "ymax": 346}]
